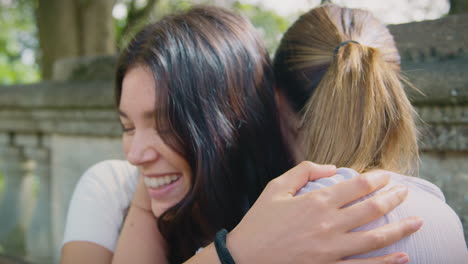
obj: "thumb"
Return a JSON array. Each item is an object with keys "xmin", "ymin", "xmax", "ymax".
[{"xmin": 273, "ymin": 161, "xmax": 336, "ymax": 197}]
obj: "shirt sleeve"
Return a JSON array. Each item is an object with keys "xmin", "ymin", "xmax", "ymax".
[
  {"xmin": 62, "ymin": 160, "xmax": 139, "ymax": 252},
  {"xmin": 297, "ymin": 169, "xmax": 468, "ymax": 264}
]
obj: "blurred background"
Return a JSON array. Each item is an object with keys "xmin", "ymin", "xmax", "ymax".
[
  {"xmin": 0, "ymin": 0, "xmax": 461, "ymax": 85},
  {"xmin": 0, "ymin": 0, "xmax": 467, "ymax": 263}
]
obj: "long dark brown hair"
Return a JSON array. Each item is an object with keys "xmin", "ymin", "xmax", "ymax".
[
  {"xmin": 115, "ymin": 6, "xmax": 293, "ymax": 263},
  {"xmin": 274, "ymin": 4, "xmax": 419, "ymax": 175}
]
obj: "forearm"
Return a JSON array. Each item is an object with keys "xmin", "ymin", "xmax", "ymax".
[
  {"xmin": 112, "ymin": 205, "xmax": 168, "ymax": 264},
  {"xmin": 61, "ymin": 241, "xmax": 113, "ymax": 264},
  {"xmin": 182, "ymin": 244, "xmax": 221, "ymax": 264},
  {"xmin": 113, "ymin": 205, "xmax": 223, "ymax": 264}
]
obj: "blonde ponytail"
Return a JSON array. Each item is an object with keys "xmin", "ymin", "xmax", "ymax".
[
  {"xmin": 302, "ymin": 42, "xmax": 418, "ymax": 174},
  {"xmin": 274, "ymin": 4, "xmax": 419, "ymax": 174}
]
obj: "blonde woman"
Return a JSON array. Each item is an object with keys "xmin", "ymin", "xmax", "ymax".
[{"xmin": 273, "ymin": 3, "xmax": 468, "ymax": 263}]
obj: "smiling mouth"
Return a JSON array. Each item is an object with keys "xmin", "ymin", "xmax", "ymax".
[{"xmin": 143, "ymin": 174, "xmax": 181, "ymax": 189}]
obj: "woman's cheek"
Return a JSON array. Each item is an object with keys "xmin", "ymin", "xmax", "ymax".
[{"xmin": 122, "ymin": 134, "xmax": 132, "ymax": 156}]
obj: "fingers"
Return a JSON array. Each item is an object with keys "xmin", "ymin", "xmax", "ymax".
[
  {"xmin": 340, "ymin": 252, "xmax": 410, "ymax": 264},
  {"xmin": 342, "ymin": 216, "xmax": 423, "ymax": 256},
  {"xmin": 338, "ymin": 185, "xmax": 408, "ymax": 231},
  {"xmin": 269, "ymin": 161, "xmax": 336, "ymax": 197},
  {"xmin": 309, "ymin": 170, "xmax": 390, "ymax": 208}
]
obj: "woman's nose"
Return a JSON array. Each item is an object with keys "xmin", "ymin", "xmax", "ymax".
[{"xmin": 126, "ymin": 131, "xmax": 159, "ymax": 165}]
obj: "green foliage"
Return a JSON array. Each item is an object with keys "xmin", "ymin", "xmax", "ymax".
[
  {"xmin": 164, "ymin": 0, "xmax": 193, "ymax": 11},
  {"xmin": 114, "ymin": 0, "xmax": 291, "ymax": 55},
  {"xmin": 0, "ymin": 0, "xmax": 292, "ymax": 84},
  {"xmin": 0, "ymin": 0, "xmax": 40, "ymax": 84},
  {"xmin": 0, "ymin": 225, "xmax": 26, "ymax": 257},
  {"xmin": 233, "ymin": 2, "xmax": 291, "ymax": 55},
  {"xmin": 115, "ymin": 0, "xmax": 194, "ymax": 50}
]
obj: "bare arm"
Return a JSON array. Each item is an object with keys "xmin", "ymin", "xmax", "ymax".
[
  {"xmin": 60, "ymin": 160, "xmax": 139, "ymax": 264},
  {"xmin": 61, "ymin": 242, "xmax": 113, "ymax": 264},
  {"xmin": 61, "ymin": 201, "xmax": 166, "ymax": 264},
  {"xmin": 112, "ymin": 174, "xmax": 168, "ymax": 264},
  {"xmin": 112, "ymin": 205, "xmax": 168, "ymax": 264},
  {"xmin": 114, "ymin": 162, "xmax": 423, "ymax": 264}
]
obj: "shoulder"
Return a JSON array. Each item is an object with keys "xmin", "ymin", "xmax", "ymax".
[
  {"xmin": 76, "ymin": 160, "xmax": 139, "ymax": 198},
  {"xmin": 297, "ymin": 168, "xmax": 445, "ymax": 203},
  {"xmin": 63, "ymin": 160, "xmax": 139, "ymax": 251},
  {"xmin": 389, "ymin": 173, "xmax": 445, "ymax": 202},
  {"xmin": 301, "ymin": 168, "xmax": 468, "ymax": 263},
  {"xmin": 81, "ymin": 159, "xmax": 139, "ymax": 183},
  {"xmin": 297, "ymin": 168, "xmax": 449, "ymax": 214},
  {"xmin": 296, "ymin": 167, "xmax": 359, "ymax": 195}
]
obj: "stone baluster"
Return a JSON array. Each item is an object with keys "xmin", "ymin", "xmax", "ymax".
[
  {"xmin": 0, "ymin": 133, "xmax": 26, "ymax": 255},
  {"xmin": 13, "ymin": 133, "xmax": 53, "ymax": 263}
]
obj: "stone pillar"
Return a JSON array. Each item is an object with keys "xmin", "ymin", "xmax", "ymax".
[
  {"xmin": 0, "ymin": 138, "xmax": 26, "ymax": 255},
  {"xmin": 24, "ymin": 144, "xmax": 52, "ymax": 264}
]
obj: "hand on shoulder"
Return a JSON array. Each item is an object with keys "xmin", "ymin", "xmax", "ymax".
[{"xmin": 225, "ymin": 162, "xmax": 422, "ymax": 264}]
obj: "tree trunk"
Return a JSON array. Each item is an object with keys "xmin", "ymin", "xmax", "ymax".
[
  {"xmin": 37, "ymin": 0, "xmax": 79, "ymax": 80},
  {"xmin": 450, "ymin": 0, "xmax": 468, "ymax": 14},
  {"xmin": 78, "ymin": 0, "xmax": 116, "ymax": 56},
  {"xmin": 37, "ymin": 0, "xmax": 116, "ymax": 80}
]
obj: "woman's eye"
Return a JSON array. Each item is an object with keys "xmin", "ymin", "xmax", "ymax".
[{"xmin": 120, "ymin": 124, "xmax": 135, "ymax": 133}]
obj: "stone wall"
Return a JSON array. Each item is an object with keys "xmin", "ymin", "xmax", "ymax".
[
  {"xmin": 390, "ymin": 14, "xmax": 468, "ymax": 244},
  {"xmin": 0, "ymin": 13, "xmax": 467, "ymax": 263},
  {"xmin": 0, "ymin": 79, "xmax": 124, "ymax": 263}
]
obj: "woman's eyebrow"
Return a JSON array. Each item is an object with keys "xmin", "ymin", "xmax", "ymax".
[{"xmin": 118, "ymin": 109, "xmax": 155, "ymax": 120}]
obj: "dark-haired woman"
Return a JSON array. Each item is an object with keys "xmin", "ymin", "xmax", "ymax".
[
  {"xmin": 273, "ymin": 3, "xmax": 467, "ymax": 263},
  {"xmin": 61, "ymin": 6, "xmax": 422, "ymax": 264}
]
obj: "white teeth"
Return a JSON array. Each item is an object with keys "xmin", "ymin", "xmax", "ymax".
[{"xmin": 144, "ymin": 174, "xmax": 181, "ymax": 189}]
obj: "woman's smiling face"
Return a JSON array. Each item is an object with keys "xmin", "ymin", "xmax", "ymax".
[{"xmin": 119, "ymin": 66, "xmax": 192, "ymax": 217}]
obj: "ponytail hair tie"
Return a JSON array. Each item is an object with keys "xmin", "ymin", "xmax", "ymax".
[{"xmin": 334, "ymin": 40, "xmax": 360, "ymax": 54}]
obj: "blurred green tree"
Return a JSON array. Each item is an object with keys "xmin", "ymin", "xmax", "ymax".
[
  {"xmin": 450, "ymin": 0, "xmax": 468, "ymax": 14},
  {"xmin": 36, "ymin": 0, "xmax": 117, "ymax": 80},
  {"xmin": 114, "ymin": 0, "xmax": 291, "ymax": 55},
  {"xmin": 115, "ymin": 0, "xmax": 195, "ymax": 49},
  {"xmin": 0, "ymin": 0, "xmax": 302, "ymax": 84},
  {"xmin": 232, "ymin": 1, "xmax": 290, "ymax": 55},
  {"xmin": 0, "ymin": 0, "xmax": 39, "ymax": 85}
]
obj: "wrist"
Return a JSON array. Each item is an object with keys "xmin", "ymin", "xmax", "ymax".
[
  {"xmin": 132, "ymin": 176, "xmax": 152, "ymax": 211},
  {"xmin": 130, "ymin": 202, "xmax": 153, "ymax": 214},
  {"xmin": 215, "ymin": 229, "xmax": 235, "ymax": 264},
  {"xmin": 225, "ymin": 228, "xmax": 250, "ymax": 264}
]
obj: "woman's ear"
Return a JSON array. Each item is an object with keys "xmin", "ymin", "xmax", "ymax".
[
  {"xmin": 275, "ymin": 87, "xmax": 297, "ymax": 123},
  {"xmin": 274, "ymin": 86, "xmax": 286, "ymax": 113},
  {"xmin": 274, "ymin": 86, "xmax": 305, "ymax": 162}
]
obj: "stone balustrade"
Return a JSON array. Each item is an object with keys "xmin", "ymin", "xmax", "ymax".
[
  {"xmin": 0, "ymin": 80, "xmax": 124, "ymax": 263},
  {"xmin": 0, "ymin": 13, "xmax": 467, "ymax": 263}
]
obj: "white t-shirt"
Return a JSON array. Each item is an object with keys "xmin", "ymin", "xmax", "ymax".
[
  {"xmin": 62, "ymin": 160, "xmax": 139, "ymax": 251},
  {"xmin": 63, "ymin": 161, "xmax": 468, "ymax": 263}
]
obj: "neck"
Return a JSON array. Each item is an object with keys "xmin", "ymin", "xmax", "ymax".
[{"xmin": 279, "ymin": 102, "xmax": 306, "ymax": 164}]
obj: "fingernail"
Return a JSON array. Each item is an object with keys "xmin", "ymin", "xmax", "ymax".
[
  {"xmin": 322, "ymin": 164, "xmax": 336, "ymax": 170},
  {"xmin": 395, "ymin": 253, "xmax": 409, "ymax": 264},
  {"xmin": 411, "ymin": 218, "xmax": 424, "ymax": 231},
  {"xmin": 368, "ymin": 170, "xmax": 389, "ymax": 179},
  {"xmin": 392, "ymin": 185, "xmax": 408, "ymax": 195}
]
